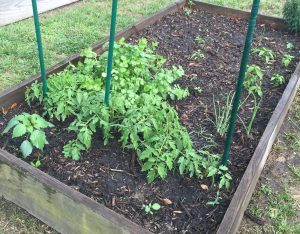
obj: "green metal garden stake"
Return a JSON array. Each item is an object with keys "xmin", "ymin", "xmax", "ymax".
[
  {"xmin": 105, "ymin": 0, "xmax": 118, "ymax": 106},
  {"xmin": 31, "ymin": 0, "xmax": 47, "ymax": 96},
  {"xmin": 222, "ymin": 0, "xmax": 260, "ymax": 166}
]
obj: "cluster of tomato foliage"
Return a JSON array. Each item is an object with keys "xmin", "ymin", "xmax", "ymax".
[{"xmin": 25, "ymin": 38, "xmax": 231, "ymax": 186}]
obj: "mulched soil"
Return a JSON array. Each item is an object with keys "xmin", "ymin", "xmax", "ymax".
[{"xmin": 1, "ymin": 8, "xmax": 300, "ymax": 234}]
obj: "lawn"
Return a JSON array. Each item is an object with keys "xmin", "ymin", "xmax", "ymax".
[{"xmin": 202, "ymin": 0, "xmax": 286, "ymax": 16}]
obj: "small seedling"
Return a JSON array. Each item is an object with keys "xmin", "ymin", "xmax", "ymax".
[
  {"xmin": 239, "ymin": 94, "xmax": 262, "ymax": 137},
  {"xmin": 31, "ymin": 159, "xmax": 41, "ymax": 168},
  {"xmin": 142, "ymin": 203, "xmax": 161, "ymax": 214},
  {"xmin": 212, "ymin": 92, "xmax": 234, "ymax": 137},
  {"xmin": 190, "ymin": 50, "xmax": 205, "ymax": 60},
  {"xmin": 207, "ymin": 191, "xmax": 222, "ymax": 206},
  {"xmin": 195, "ymin": 36, "xmax": 205, "ymax": 45},
  {"xmin": 287, "ymin": 42, "xmax": 294, "ymax": 50},
  {"xmin": 282, "ymin": 54, "xmax": 294, "ymax": 67},
  {"xmin": 194, "ymin": 86, "xmax": 202, "ymax": 93},
  {"xmin": 244, "ymin": 65, "xmax": 264, "ymax": 97},
  {"xmin": 2, "ymin": 113, "xmax": 54, "ymax": 158},
  {"xmin": 271, "ymin": 74, "xmax": 285, "ymax": 87},
  {"xmin": 183, "ymin": 7, "xmax": 192, "ymax": 16},
  {"xmin": 253, "ymin": 47, "xmax": 276, "ymax": 64}
]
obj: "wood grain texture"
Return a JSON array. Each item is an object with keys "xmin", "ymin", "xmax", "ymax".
[
  {"xmin": 0, "ymin": 0, "xmax": 79, "ymax": 26},
  {"xmin": 192, "ymin": 1, "xmax": 287, "ymax": 30},
  {"xmin": 217, "ymin": 63, "xmax": 300, "ymax": 234},
  {"xmin": 0, "ymin": 149, "xmax": 151, "ymax": 234}
]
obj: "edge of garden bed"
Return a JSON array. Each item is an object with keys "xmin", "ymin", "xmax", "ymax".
[{"xmin": 0, "ymin": 1, "xmax": 298, "ymax": 234}]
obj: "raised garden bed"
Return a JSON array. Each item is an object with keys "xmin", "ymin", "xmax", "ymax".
[{"xmin": 0, "ymin": 1, "xmax": 300, "ymax": 233}]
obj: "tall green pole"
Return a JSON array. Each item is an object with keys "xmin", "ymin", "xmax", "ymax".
[
  {"xmin": 105, "ymin": 0, "xmax": 118, "ymax": 106},
  {"xmin": 222, "ymin": 0, "xmax": 260, "ymax": 166},
  {"xmin": 31, "ymin": 0, "xmax": 47, "ymax": 96}
]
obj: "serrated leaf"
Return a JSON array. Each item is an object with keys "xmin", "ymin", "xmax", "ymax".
[
  {"xmin": 2, "ymin": 118, "xmax": 19, "ymax": 134},
  {"xmin": 20, "ymin": 140, "xmax": 33, "ymax": 158},
  {"xmin": 147, "ymin": 170, "xmax": 156, "ymax": 183},
  {"xmin": 166, "ymin": 157, "xmax": 173, "ymax": 170},
  {"xmin": 30, "ymin": 130, "xmax": 47, "ymax": 150},
  {"xmin": 157, "ymin": 164, "xmax": 167, "ymax": 179},
  {"xmin": 142, "ymin": 161, "xmax": 154, "ymax": 172},
  {"xmin": 12, "ymin": 124, "xmax": 27, "ymax": 138}
]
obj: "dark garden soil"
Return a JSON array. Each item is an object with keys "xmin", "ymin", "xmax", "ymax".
[{"xmin": 1, "ymin": 8, "xmax": 300, "ymax": 234}]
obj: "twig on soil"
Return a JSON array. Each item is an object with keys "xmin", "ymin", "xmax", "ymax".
[
  {"xmin": 109, "ymin": 168, "xmax": 137, "ymax": 177},
  {"xmin": 179, "ymin": 201, "xmax": 192, "ymax": 219}
]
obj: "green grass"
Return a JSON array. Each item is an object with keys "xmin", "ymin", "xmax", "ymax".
[
  {"xmin": 202, "ymin": 0, "xmax": 286, "ymax": 16},
  {"xmin": 0, "ymin": 0, "xmax": 174, "ymax": 91},
  {"xmin": 0, "ymin": 198, "xmax": 57, "ymax": 233},
  {"xmin": 248, "ymin": 185, "xmax": 300, "ymax": 234}
]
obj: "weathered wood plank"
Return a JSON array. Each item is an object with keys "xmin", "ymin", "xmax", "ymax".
[
  {"xmin": 0, "ymin": 149, "xmax": 151, "ymax": 234},
  {"xmin": 192, "ymin": 1, "xmax": 287, "ymax": 30},
  {"xmin": 0, "ymin": 0, "xmax": 79, "ymax": 26},
  {"xmin": 0, "ymin": 0, "xmax": 185, "ymax": 110},
  {"xmin": 217, "ymin": 63, "xmax": 300, "ymax": 234}
]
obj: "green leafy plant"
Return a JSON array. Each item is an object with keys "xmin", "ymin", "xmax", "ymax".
[
  {"xmin": 244, "ymin": 65, "xmax": 264, "ymax": 97},
  {"xmin": 287, "ymin": 42, "xmax": 295, "ymax": 50},
  {"xmin": 253, "ymin": 47, "xmax": 276, "ymax": 64},
  {"xmin": 31, "ymin": 159, "xmax": 41, "ymax": 168},
  {"xmin": 25, "ymin": 38, "xmax": 233, "ymax": 193},
  {"xmin": 207, "ymin": 191, "xmax": 222, "ymax": 206},
  {"xmin": 194, "ymin": 86, "xmax": 202, "ymax": 93},
  {"xmin": 183, "ymin": 7, "xmax": 192, "ymax": 16},
  {"xmin": 190, "ymin": 50, "xmax": 205, "ymax": 60},
  {"xmin": 142, "ymin": 202, "xmax": 161, "ymax": 214},
  {"xmin": 2, "ymin": 113, "xmax": 53, "ymax": 158},
  {"xmin": 271, "ymin": 74, "xmax": 286, "ymax": 87},
  {"xmin": 25, "ymin": 39, "xmax": 210, "ymax": 183},
  {"xmin": 239, "ymin": 94, "xmax": 262, "ymax": 137},
  {"xmin": 282, "ymin": 54, "xmax": 294, "ymax": 67},
  {"xmin": 195, "ymin": 36, "xmax": 205, "ymax": 45},
  {"xmin": 212, "ymin": 92, "xmax": 234, "ymax": 137},
  {"xmin": 283, "ymin": 0, "xmax": 300, "ymax": 33}
]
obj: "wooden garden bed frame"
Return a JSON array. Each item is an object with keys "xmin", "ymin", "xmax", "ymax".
[{"xmin": 0, "ymin": 1, "xmax": 299, "ymax": 233}]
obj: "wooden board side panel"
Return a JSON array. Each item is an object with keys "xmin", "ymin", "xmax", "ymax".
[
  {"xmin": 0, "ymin": 149, "xmax": 150, "ymax": 234},
  {"xmin": 217, "ymin": 63, "xmax": 300, "ymax": 234},
  {"xmin": 192, "ymin": 1, "xmax": 287, "ymax": 30}
]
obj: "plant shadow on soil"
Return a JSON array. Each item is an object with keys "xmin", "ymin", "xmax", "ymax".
[{"xmin": 1, "ymin": 8, "xmax": 300, "ymax": 234}]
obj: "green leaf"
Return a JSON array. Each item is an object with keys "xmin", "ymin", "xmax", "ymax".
[
  {"xmin": 30, "ymin": 130, "xmax": 48, "ymax": 150},
  {"xmin": 31, "ymin": 114, "xmax": 54, "ymax": 129},
  {"xmin": 144, "ymin": 206, "xmax": 151, "ymax": 213},
  {"xmin": 147, "ymin": 170, "xmax": 156, "ymax": 183},
  {"xmin": 157, "ymin": 164, "xmax": 167, "ymax": 179},
  {"xmin": 142, "ymin": 161, "xmax": 154, "ymax": 172},
  {"xmin": 12, "ymin": 124, "xmax": 27, "ymax": 138},
  {"xmin": 151, "ymin": 203, "xmax": 161, "ymax": 210},
  {"xmin": 2, "ymin": 118, "xmax": 19, "ymax": 134},
  {"xmin": 20, "ymin": 140, "xmax": 33, "ymax": 158}
]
